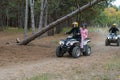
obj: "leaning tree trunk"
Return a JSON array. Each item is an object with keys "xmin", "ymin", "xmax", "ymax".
[{"xmin": 19, "ymin": 0, "xmax": 104, "ymax": 45}]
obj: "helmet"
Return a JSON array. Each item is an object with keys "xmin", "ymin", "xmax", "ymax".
[
  {"xmin": 112, "ymin": 23, "xmax": 116, "ymax": 27},
  {"xmin": 82, "ymin": 23, "xmax": 87, "ymax": 28},
  {"xmin": 72, "ymin": 22, "xmax": 78, "ymax": 27}
]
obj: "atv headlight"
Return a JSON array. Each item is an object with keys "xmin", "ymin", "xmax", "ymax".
[
  {"xmin": 108, "ymin": 36, "xmax": 111, "ymax": 39},
  {"xmin": 59, "ymin": 41, "xmax": 64, "ymax": 45},
  {"xmin": 114, "ymin": 37, "xmax": 118, "ymax": 39},
  {"xmin": 70, "ymin": 42, "xmax": 73, "ymax": 46}
]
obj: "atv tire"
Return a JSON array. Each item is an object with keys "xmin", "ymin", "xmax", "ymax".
[
  {"xmin": 72, "ymin": 46, "xmax": 81, "ymax": 58},
  {"xmin": 68, "ymin": 50, "xmax": 72, "ymax": 56},
  {"xmin": 117, "ymin": 39, "xmax": 120, "ymax": 46},
  {"xmin": 56, "ymin": 46, "xmax": 64, "ymax": 57},
  {"xmin": 83, "ymin": 45, "xmax": 91, "ymax": 56},
  {"xmin": 105, "ymin": 39, "xmax": 110, "ymax": 46},
  {"xmin": 68, "ymin": 47, "xmax": 73, "ymax": 56}
]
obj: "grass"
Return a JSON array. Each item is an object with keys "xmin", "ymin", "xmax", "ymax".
[
  {"xmin": 104, "ymin": 56, "xmax": 120, "ymax": 71},
  {"xmin": 3, "ymin": 27, "xmax": 36, "ymax": 34},
  {"xmin": 51, "ymin": 40, "xmax": 58, "ymax": 44},
  {"xmin": 91, "ymin": 75, "xmax": 110, "ymax": 80},
  {"xmin": 3, "ymin": 26, "xmax": 109, "ymax": 35},
  {"xmin": 101, "ymin": 55, "xmax": 120, "ymax": 80},
  {"xmin": 4, "ymin": 27, "xmax": 24, "ymax": 33},
  {"xmin": 23, "ymin": 56, "xmax": 120, "ymax": 80},
  {"xmin": 24, "ymin": 74, "xmax": 48, "ymax": 80},
  {"xmin": 6, "ymin": 27, "xmax": 118, "ymax": 80},
  {"xmin": 104, "ymin": 62, "xmax": 120, "ymax": 71},
  {"xmin": 100, "ymin": 56, "xmax": 120, "ymax": 80}
]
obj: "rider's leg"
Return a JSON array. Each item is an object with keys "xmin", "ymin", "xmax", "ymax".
[{"xmin": 80, "ymin": 37, "xmax": 84, "ymax": 49}]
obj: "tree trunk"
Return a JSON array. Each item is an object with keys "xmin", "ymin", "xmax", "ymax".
[
  {"xmin": 44, "ymin": 0, "xmax": 48, "ymax": 36},
  {"xmin": 44, "ymin": 0, "xmax": 48, "ymax": 27},
  {"xmin": 24, "ymin": 0, "xmax": 29, "ymax": 39},
  {"xmin": 19, "ymin": 0, "xmax": 104, "ymax": 45},
  {"xmin": 6, "ymin": 8, "xmax": 9, "ymax": 27},
  {"xmin": 30, "ymin": 0, "xmax": 35, "ymax": 34},
  {"xmin": 38, "ymin": 0, "xmax": 45, "ymax": 31}
]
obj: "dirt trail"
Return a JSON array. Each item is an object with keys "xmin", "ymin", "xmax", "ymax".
[{"xmin": 0, "ymin": 30, "xmax": 120, "ymax": 80}]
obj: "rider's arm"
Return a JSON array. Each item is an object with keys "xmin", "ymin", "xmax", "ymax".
[
  {"xmin": 66, "ymin": 28, "xmax": 74, "ymax": 34},
  {"xmin": 109, "ymin": 27, "xmax": 112, "ymax": 32},
  {"xmin": 117, "ymin": 28, "xmax": 119, "ymax": 31}
]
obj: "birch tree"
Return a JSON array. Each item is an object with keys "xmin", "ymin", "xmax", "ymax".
[
  {"xmin": 38, "ymin": 0, "xmax": 48, "ymax": 37},
  {"xmin": 30, "ymin": 0, "xmax": 35, "ymax": 34},
  {"xmin": 38, "ymin": 0, "xmax": 45, "ymax": 31},
  {"xmin": 38, "ymin": 0, "xmax": 48, "ymax": 30},
  {"xmin": 43, "ymin": 0, "xmax": 48, "ymax": 36},
  {"xmin": 44, "ymin": 0, "xmax": 48, "ymax": 27},
  {"xmin": 24, "ymin": 0, "xmax": 29, "ymax": 38}
]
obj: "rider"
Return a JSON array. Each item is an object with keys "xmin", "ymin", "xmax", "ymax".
[
  {"xmin": 80, "ymin": 23, "xmax": 88, "ymax": 50},
  {"xmin": 109, "ymin": 23, "xmax": 119, "ymax": 35},
  {"xmin": 65, "ymin": 21, "xmax": 80, "ymax": 41}
]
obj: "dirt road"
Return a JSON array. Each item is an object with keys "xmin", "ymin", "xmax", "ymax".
[{"xmin": 0, "ymin": 29, "xmax": 120, "ymax": 80}]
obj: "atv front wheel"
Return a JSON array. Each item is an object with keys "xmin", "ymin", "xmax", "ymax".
[
  {"xmin": 56, "ymin": 46, "xmax": 64, "ymax": 57},
  {"xmin": 72, "ymin": 46, "xmax": 81, "ymax": 58},
  {"xmin": 105, "ymin": 39, "xmax": 110, "ymax": 46}
]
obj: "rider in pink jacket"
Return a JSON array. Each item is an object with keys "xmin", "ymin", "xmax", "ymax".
[{"xmin": 80, "ymin": 23, "xmax": 88, "ymax": 49}]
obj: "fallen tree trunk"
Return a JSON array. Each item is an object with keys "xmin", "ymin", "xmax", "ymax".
[{"xmin": 19, "ymin": 0, "xmax": 104, "ymax": 45}]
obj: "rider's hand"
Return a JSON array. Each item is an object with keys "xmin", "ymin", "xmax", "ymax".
[
  {"xmin": 65, "ymin": 32, "xmax": 68, "ymax": 34},
  {"xmin": 77, "ymin": 33, "xmax": 80, "ymax": 35}
]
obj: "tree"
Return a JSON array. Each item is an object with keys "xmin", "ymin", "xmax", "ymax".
[
  {"xmin": 24, "ymin": 0, "xmax": 29, "ymax": 38},
  {"xmin": 0, "ymin": 0, "xmax": 113, "ymax": 29},
  {"xmin": 94, "ymin": 6, "xmax": 120, "ymax": 26},
  {"xmin": 30, "ymin": 0, "xmax": 35, "ymax": 34},
  {"xmin": 38, "ymin": 0, "xmax": 45, "ymax": 31},
  {"xmin": 19, "ymin": 0, "xmax": 104, "ymax": 45}
]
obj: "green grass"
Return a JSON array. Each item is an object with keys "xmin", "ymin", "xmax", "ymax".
[
  {"xmin": 24, "ymin": 74, "xmax": 48, "ymax": 80},
  {"xmin": 3, "ymin": 27, "xmax": 35, "ymax": 33},
  {"xmin": 91, "ymin": 75, "xmax": 110, "ymax": 80},
  {"xmin": 103, "ymin": 53, "xmax": 120, "ymax": 71},
  {"xmin": 104, "ymin": 63, "xmax": 120, "ymax": 71},
  {"xmin": 4, "ymin": 27, "xmax": 24, "ymax": 33},
  {"xmin": 51, "ymin": 40, "xmax": 58, "ymax": 44},
  {"xmin": 3, "ymin": 27, "xmax": 109, "ymax": 35},
  {"xmin": 102, "ymin": 75, "xmax": 110, "ymax": 80},
  {"xmin": 104, "ymin": 57, "xmax": 120, "ymax": 71}
]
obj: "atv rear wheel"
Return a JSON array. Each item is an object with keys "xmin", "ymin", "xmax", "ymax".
[
  {"xmin": 117, "ymin": 39, "xmax": 120, "ymax": 46},
  {"xmin": 68, "ymin": 50, "xmax": 72, "ymax": 56},
  {"xmin": 56, "ymin": 46, "xmax": 64, "ymax": 57},
  {"xmin": 83, "ymin": 45, "xmax": 91, "ymax": 56},
  {"xmin": 72, "ymin": 46, "xmax": 81, "ymax": 58}
]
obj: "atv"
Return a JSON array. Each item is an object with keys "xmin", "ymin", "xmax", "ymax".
[
  {"xmin": 105, "ymin": 33, "xmax": 120, "ymax": 46},
  {"xmin": 56, "ymin": 36, "xmax": 91, "ymax": 58}
]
